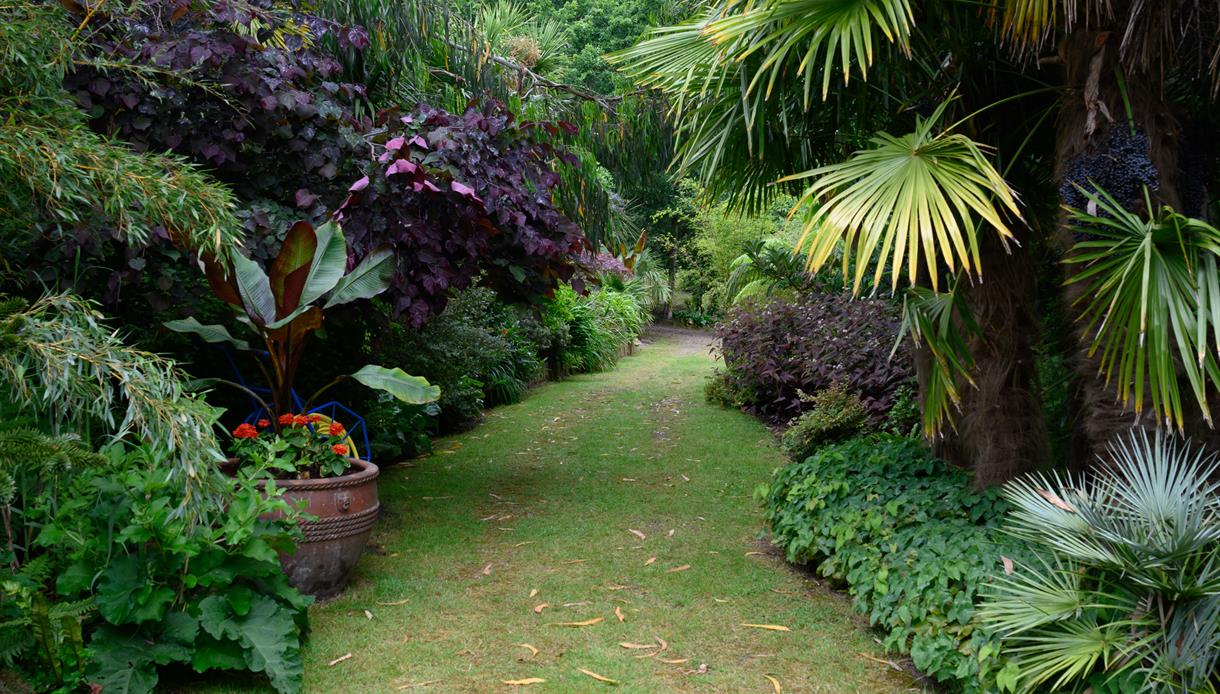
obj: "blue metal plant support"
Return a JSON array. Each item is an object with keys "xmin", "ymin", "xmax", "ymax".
[{"xmin": 218, "ymin": 345, "xmax": 373, "ymax": 462}]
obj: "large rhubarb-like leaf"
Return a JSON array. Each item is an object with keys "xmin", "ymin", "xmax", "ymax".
[{"xmin": 197, "ymin": 594, "xmax": 304, "ymax": 694}]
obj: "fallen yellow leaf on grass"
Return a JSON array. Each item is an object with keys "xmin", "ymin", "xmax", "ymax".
[
  {"xmin": 655, "ymin": 636, "xmax": 668, "ymax": 651},
  {"xmin": 765, "ymin": 674, "xmax": 782, "ymax": 693},
  {"xmin": 627, "ymin": 528, "xmax": 646, "ymax": 540},
  {"xmin": 619, "ymin": 642, "xmax": 654, "ymax": 649},
  {"xmin": 529, "ymin": 588, "xmax": 539, "ymax": 598},
  {"xmin": 644, "ymin": 557, "xmax": 656, "ymax": 566},
  {"xmin": 551, "ymin": 617, "xmax": 604, "ymax": 627},
  {"xmin": 327, "ymin": 653, "xmax": 352, "ymax": 666},
  {"xmin": 376, "ymin": 599, "xmax": 410, "ymax": 606},
  {"xmin": 745, "ymin": 551, "xmax": 764, "ymax": 556},
  {"xmin": 658, "ymin": 657, "xmax": 688, "ymax": 664},
  {"xmin": 518, "ymin": 643, "xmax": 539, "ymax": 657},
  {"xmin": 503, "ymin": 678, "xmax": 545, "ymax": 686},
  {"xmin": 395, "ymin": 679, "xmax": 441, "ymax": 690},
  {"xmin": 481, "ymin": 563, "xmax": 493, "ymax": 576},
  {"xmin": 615, "ymin": 606, "xmax": 625, "ymax": 622},
  {"xmin": 577, "ymin": 668, "xmax": 619, "ymax": 684},
  {"xmin": 665, "ymin": 564, "xmax": 690, "ymax": 573},
  {"xmin": 741, "ymin": 624, "xmax": 791, "ymax": 632},
  {"xmin": 533, "ymin": 603, "xmax": 549, "ymax": 614}
]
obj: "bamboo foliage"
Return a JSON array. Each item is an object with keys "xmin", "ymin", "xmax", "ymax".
[
  {"xmin": 0, "ymin": 1, "xmax": 243, "ymax": 261},
  {"xmin": 0, "ymin": 295, "xmax": 226, "ymax": 517}
]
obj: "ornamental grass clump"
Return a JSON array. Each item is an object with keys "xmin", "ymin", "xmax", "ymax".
[{"xmin": 979, "ymin": 432, "xmax": 1220, "ymax": 693}]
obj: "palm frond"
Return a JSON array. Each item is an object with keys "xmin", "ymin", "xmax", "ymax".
[
  {"xmin": 704, "ymin": 0, "xmax": 914, "ymax": 104},
  {"xmin": 895, "ymin": 282, "xmax": 979, "ymax": 436},
  {"xmin": 608, "ymin": 0, "xmax": 905, "ymax": 213},
  {"xmin": 1064, "ymin": 186, "xmax": 1220, "ymax": 431},
  {"xmin": 983, "ymin": 432, "xmax": 1220, "ymax": 692},
  {"xmin": 785, "ymin": 99, "xmax": 1021, "ymax": 293}
]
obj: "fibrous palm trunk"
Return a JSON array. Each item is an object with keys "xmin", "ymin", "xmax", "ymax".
[
  {"xmin": 1052, "ymin": 29, "xmax": 1206, "ymax": 461},
  {"xmin": 928, "ymin": 226, "xmax": 1050, "ymax": 487}
]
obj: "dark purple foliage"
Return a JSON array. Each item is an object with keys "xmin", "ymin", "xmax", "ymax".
[
  {"xmin": 716, "ymin": 294, "xmax": 913, "ymax": 423},
  {"xmin": 336, "ymin": 103, "xmax": 588, "ymax": 326},
  {"xmin": 64, "ymin": 0, "xmax": 364, "ymax": 209}
]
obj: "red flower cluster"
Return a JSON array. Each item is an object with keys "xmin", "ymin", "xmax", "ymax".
[
  {"xmin": 232, "ymin": 423, "xmax": 259, "ymax": 439},
  {"xmin": 329, "ymin": 421, "xmax": 345, "ymax": 436},
  {"xmin": 257, "ymin": 418, "xmax": 271, "ymax": 429},
  {"xmin": 331, "ymin": 444, "xmax": 349, "ymax": 456},
  {"xmin": 278, "ymin": 413, "xmax": 295, "ymax": 426}
]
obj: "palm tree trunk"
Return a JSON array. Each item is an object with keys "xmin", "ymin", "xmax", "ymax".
[
  {"xmin": 1051, "ymin": 30, "xmax": 1203, "ymax": 462},
  {"xmin": 927, "ymin": 230, "xmax": 1050, "ymax": 487}
]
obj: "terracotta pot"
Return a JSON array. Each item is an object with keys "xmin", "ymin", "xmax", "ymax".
[{"xmin": 228, "ymin": 459, "xmax": 380, "ymax": 599}]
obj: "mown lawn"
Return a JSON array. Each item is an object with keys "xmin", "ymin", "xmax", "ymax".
[{"xmin": 185, "ymin": 328, "xmax": 917, "ymax": 693}]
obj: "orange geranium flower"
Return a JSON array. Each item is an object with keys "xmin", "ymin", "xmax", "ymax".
[
  {"xmin": 331, "ymin": 443, "xmax": 349, "ymax": 457},
  {"xmin": 307, "ymin": 413, "xmax": 323, "ymax": 423},
  {"xmin": 328, "ymin": 421, "xmax": 345, "ymax": 436},
  {"xmin": 278, "ymin": 414, "xmax": 294, "ymax": 426},
  {"xmin": 292, "ymin": 414, "xmax": 308, "ymax": 426},
  {"xmin": 232, "ymin": 423, "xmax": 259, "ymax": 439},
  {"xmin": 257, "ymin": 418, "xmax": 271, "ymax": 429}
]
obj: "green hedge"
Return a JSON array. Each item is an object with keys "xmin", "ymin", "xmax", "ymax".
[{"xmin": 761, "ymin": 435, "xmax": 1028, "ymax": 691}]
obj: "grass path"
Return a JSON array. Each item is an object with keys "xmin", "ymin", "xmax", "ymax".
[{"xmin": 202, "ymin": 328, "xmax": 916, "ymax": 693}]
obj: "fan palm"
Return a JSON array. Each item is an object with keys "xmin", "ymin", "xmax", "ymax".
[
  {"xmin": 614, "ymin": 0, "xmax": 1220, "ymax": 478},
  {"xmin": 724, "ymin": 238, "xmax": 813, "ymax": 303},
  {"xmin": 979, "ymin": 431, "xmax": 1220, "ymax": 692}
]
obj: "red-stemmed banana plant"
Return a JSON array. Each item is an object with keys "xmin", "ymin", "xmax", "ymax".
[{"xmin": 167, "ymin": 220, "xmax": 439, "ymax": 429}]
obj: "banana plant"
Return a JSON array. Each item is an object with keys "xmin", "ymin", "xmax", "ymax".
[{"xmin": 167, "ymin": 220, "xmax": 439, "ymax": 425}]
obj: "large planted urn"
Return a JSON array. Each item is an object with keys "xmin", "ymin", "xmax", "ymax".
[{"xmin": 241, "ymin": 459, "xmax": 381, "ymax": 599}]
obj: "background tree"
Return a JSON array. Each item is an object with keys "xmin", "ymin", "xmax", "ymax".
[{"xmin": 647, "ymin": 179, "xmax": 702, "ymax": 318}]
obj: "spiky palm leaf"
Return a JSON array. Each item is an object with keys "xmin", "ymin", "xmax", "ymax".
[
  {"xmin": 785, "ymin": 100, "xmax": 1021, "ymax": 293},
  {"xmin": 609, "ymin": 0, "xmax": 908, "ymax": 212},
  {"xmin": 981, "ymin": 431, "xmax": 1220, "ymax": 692},
  {"xmin": 987, "ymin": 0, "xmax": 1220, "ymax": 93},
  {"xmin": 1064, "ymin": 187, "xmax": 1220, "ymax": 432},
  {"xmin": 895, "ymin": 283, "xmax": 980, "ymax": 435}
]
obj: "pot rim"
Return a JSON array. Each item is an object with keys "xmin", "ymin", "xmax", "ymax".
[{"xmin": 222, "ymin": 457, "xmax": 379, "ymax": 490}]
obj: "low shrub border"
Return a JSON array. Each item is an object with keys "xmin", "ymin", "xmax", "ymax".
[
  {"xmin": 717, "ymin": 294, "xmax": 913, "ymax": 424},
  {"xmin": 760, "ymin": 435, "xmax": 1027, "ymax": 691}
]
